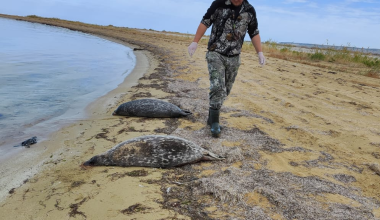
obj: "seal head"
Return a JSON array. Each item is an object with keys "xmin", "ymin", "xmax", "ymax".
[{"xmin": 83, "ymin": 155, "xmax": 112, "ymax": 166}]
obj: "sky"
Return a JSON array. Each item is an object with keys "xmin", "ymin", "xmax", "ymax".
[{"xmin": 1, "ymin": 0, "xmax": 380, "ymax": 49}]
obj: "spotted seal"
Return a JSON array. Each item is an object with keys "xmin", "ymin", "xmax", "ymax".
[
  {"xmin": 83, "ymin": 135, "xmax": 224, "ymax": 168},
  {"xmin": 112, "ymin": 99, "xmax": 192, "ymax": 118},
  {"xmin": 14, "ymin": 136, "xmax": 37, "ymax": 148},
  {"xmin": 22, "ymin": 136, "xmax": 37, "ymax": 147}
]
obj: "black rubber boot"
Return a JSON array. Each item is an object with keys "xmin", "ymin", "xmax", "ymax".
[
  {"xmin": 207, "ymin": 109, "xmax": 211, "ymax": 126},
  {"xmin": 209, "ymin": 108, "xmax": 221, "ymax": 138},
  {"xmin": 207, "ymin": 109, "xmax": 223, "ymax": 130}
]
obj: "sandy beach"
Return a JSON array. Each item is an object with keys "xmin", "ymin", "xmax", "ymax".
[{"xmin": 0, "ymin": 14, "xmax": 380, "ymax": 219}]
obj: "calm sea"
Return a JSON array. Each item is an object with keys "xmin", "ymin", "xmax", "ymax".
[{"xmin": 0, "ymin": 18, "xmax": 136, "ymax": 159}]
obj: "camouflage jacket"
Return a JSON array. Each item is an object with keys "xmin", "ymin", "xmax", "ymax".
[{"xmin": 201, "ymin": 0, "xmax": 259, "ymax": 56}]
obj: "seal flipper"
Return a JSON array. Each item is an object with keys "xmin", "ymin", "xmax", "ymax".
[
  {"xmin": 201, "ymin": 151, "xmax": 225, "ymax": 161},
  {"xmin": 180, "ymin": 110, "xmax": 192, "ymax": 117}
]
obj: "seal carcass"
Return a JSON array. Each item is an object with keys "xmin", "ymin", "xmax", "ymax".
[
  {"xmin": 112, "ymin": 99, "xmax": 192, "ymax": 118},
  {"xmin": 22, "ymin": 136, "xmax": 37, "ymax": 147},
  {"xmin": 83, "ymin": 135, "xmax": 223, "ymax": 168}
]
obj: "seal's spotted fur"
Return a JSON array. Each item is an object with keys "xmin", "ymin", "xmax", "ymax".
[
  {"xmin": 83, "ymin": 135, "xmax": 223, "ymax": 168},
  {"xmin": 112, "ymin": 99, "xmax": 192, "ymax": 118}
]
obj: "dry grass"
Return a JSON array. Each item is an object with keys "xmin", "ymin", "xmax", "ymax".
[{"xmin": 243, "ymin": 39, "xmax": 380, "ymax": 78}]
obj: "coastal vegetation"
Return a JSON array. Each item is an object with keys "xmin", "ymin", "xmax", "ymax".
[{"xmin": 243, "ymin": 39, "xmax": 380, "ymax": 78}]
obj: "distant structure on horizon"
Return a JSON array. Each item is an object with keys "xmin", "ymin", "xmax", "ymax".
[{"xmin": 279, "ymin": 42, "xmax": 380, "ymax": 55}]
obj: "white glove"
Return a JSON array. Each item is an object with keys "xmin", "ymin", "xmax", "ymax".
[
  {"xmin": 188, "ymin": 42, "xmax": 198, "ymax": 57},
  {"xmin": 258, "ymin": 52, "xmax": 266, "ymax": 66}
]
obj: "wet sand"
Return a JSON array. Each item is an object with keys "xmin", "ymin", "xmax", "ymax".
[{"xmin": 0, "ymin": 14, "xmax": 380, "ymax": 219}]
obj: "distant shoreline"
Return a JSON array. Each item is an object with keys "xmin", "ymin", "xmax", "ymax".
[{"xmin": 278, "ymin": 42, "xmax": 380, "ymax": 55}]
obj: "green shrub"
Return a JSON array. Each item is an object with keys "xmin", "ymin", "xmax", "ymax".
[
  {"xmin": 292, "ymin": 51, "xmax": 301, "ymax": 56},
  {"xmin": 280, "ymin": 47, "xmax": 289, "ymax": 53},
  {"xmin": 310, "ymin": 52, "xmax": 325, "ymax": 61},
  {"xmin": 264, "ymin": 39, "xmax": 278, "ymax": 49},
  {"xmin": 362, "ymin": 58, "xmax": 380, "ymax": 67}
]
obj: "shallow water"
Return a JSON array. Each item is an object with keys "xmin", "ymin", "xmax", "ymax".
[{"xmin": 0, "ymin": 18, "xmax": 135, "ymax": 159}]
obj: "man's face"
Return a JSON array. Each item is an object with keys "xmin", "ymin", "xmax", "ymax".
[{"xmin": 231, "ymin": 0, "xmax": 244, "ymax": 6}]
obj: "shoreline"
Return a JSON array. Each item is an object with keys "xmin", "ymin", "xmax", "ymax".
[
  {"xmin": 0, "ymin": 14, "xmax": 191, "ymax": 219},
  {"xmin": 1, "ymin": 14, "xmax": 379, "ymax": 219},
  {"xmin": 0, "ymin": 34, "xmax": 154, "ymax": 203},
  {"xmin": 0, "ymin": 19, "xmax": 139, "ymax": 161}
]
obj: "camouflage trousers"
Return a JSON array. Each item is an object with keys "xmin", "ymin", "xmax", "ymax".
[{"xmin": 206, "ymin": 51, "xmax": 241, "ymax": 110}]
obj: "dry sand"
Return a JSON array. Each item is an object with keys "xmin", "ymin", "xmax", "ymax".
[{"xmin": 0, "ymin": 14, "xmax": 380, "ymax": 219}]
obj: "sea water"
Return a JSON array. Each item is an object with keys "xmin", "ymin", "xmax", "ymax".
[{"xmin": 0, "ymin": 18, "xmax": 136, "ymax": 159}]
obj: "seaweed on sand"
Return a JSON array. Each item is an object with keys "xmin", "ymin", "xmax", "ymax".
[
  {"xmin": 120, "ymin": 203, "xmax": 150, "ymax": 215},
  {"xmin": 69, "ymin": 198, "xmax": 88, "ymax": 218}
]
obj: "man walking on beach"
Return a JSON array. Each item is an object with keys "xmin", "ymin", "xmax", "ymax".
[{"xmin": 188, "ymin": 0, "xmax": 265, "ymax": 138}]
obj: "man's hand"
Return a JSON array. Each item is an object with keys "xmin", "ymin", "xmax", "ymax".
[
  {"xmin": 258, "ymin": 52, "xmax": 266, "ymax": 66},
  {"xmin": 188, "ymin": 42, "xmax": 198, "ymax": 57}
]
